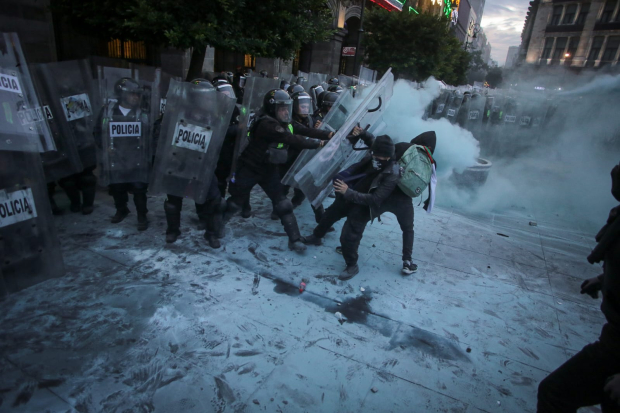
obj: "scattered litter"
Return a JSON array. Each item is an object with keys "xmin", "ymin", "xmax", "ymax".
[
  {"xmin": 372, "ymin": 244, "xmax": 376, "ymax": 247},
  {"xmin": 529, "ymin": 221, "xmax": 538, "ymax": 226},
  {"xmin": 270, "ymin": 398, "xmax": 274, "ymax": 402},
  {"xmin": 253, "ymin": 399, "xmax": 260, "ymax": 405},
  {"xmin": 487, "ymin": 266, "xmax": 491, "ymax": 269},
  {"xmin": 497, "ymin": 401, "xmax": 501, "ymax": 406},
  {"xmin": 360, "ymin": 287, "xmax": 365, "ymax": 292},
  {"xmin": 299, "ymin": 279, "xmax": 308, "ymax": 293},
  {"xmin": 557, "ymin": 301, "xmax": 562, "ymax": 305},
  {"xmin": 313, "ymin": 256, "xmax": 317, "ymax": 259},
  {"xmin": 252, "ymin": 274, "xmax": 261, "ymax": 295},
  {"xmin": 335, "ymin": 312, "xmax": 346, "ymax": 324},
  {"xmin": 337, "ymin": 303, "xmax": 341, "ymax": 306},
  {"xmin": 371, "ymin": 387, "xmax": 378, "ymax": 393},
  {"xmin": 282, "ymin": 400, "xmax": 288, "ymax": 405},
  {"xmin": 497, "ymin": 233, "xmax": 509, "ymax": 238},
  {"xmin": 466, "ymin": 347, "xmax": 471, "ymax": 353}
]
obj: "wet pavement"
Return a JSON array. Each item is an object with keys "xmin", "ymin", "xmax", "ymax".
[{"xmin": 0, "ymin": 187, "xmax": 606, "ymax": 412}]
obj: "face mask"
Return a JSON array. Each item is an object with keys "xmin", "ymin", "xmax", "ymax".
[{"xmin": 372, "ymin": 158, "xmax": 388, "ymax": 171}]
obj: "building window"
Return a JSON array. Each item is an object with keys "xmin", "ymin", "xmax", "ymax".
[
  {"xmin": 551, "ymin": 6, "xmax": 564, "ymax": 25},
  {"xmin": 551, "ymin": 37, "xmax": 568, "ymax": 63},
  {"xmin": 600, "ymin": 36, "xmax": 620, "ymax": 65},
  {"xmin": 586, "ymin": 36, "xmax": 604, "ymax": 66},
  {"xmin": 576, "ymin": 3, "xmax": 590, "ymax": 24},
  {"xmin": 106, "ymin": 39, "xmax": 147, "ymax": 60},
  {"xmin": 244, "ymin": 54, "xmax": 255, "ymax": 69},
  {"xmin": 600, "ymin": 0, "xmax": 617, "ymax": 23},
  {"xmin": 565, "ymin": 36, "xmax": 580, "ymax": 64},
  {"xmin": 562, "ymin": 4, "xmax": 578, "ymax": 24},
  {"xmin": 541, "ymin": 37, "xmax": 555, "ymax": 60}
]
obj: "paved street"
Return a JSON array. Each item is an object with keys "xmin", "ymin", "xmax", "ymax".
[{"xmin": 0, "ymin": 187, "xmax": 606, "ymax": 412}]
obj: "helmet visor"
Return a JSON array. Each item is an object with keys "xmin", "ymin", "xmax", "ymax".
[
  {"xmin": 238, "ymin": 76, "xmax": 246, "ymax": 88},
  {"xmin": 294, "ymin": 95, "xmax": 312, "ymax": 115},
  {"xmin": 313, "ymin": 85, "xmax": 324, "ymax": 95},
  {"xmin": 275, "ymin": 99, "xmax": 293, "ymax": 123}
]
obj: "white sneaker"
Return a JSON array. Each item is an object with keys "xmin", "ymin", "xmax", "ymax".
[{"xmin": 402, "ymin": 260, "xmax": 418, "ymax": 275}]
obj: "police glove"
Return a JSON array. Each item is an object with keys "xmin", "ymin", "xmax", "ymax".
[{"xmin": 580, "ymin": 275, "xmax": 603, "ymax": 299}]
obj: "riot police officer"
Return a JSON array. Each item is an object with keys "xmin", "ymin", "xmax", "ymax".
[
  {"xmin": 225, "ymin": 89, "xmax": 333, "ymax": 252},
  {"xmin": 287, "ymin": 84, "xmax": 305, "ymax": 98},
  {"xmin": 93, "ymin": 77, "xmax": 150, "ymax": 231}
]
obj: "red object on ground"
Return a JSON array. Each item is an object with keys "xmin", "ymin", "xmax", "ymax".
[{"xmin": 299, "ymin": 282, "xmax": 306, "ymax": 293}]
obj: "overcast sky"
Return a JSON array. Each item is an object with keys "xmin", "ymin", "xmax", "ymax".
[{"xmin": 480, "ymin": 0, "xmax": 530, "ymax": 65}]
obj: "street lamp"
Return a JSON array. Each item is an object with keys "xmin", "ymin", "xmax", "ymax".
[{"xmin": 565, "ymin": 52, "xmax": 571, "ymax": 58}]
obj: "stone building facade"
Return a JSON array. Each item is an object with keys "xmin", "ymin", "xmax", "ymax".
[{"xmin": 519, "ymin": 0, "xmax": 620, "ymax": 68}]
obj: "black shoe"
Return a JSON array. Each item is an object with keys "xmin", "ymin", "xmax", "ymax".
[
  {"xmin": 166, "ymin": 230, "xmax": 180, "ymax": 244},
  {"xmin": 217, "ymin": 225, "xmax": 226, "ymax": 239},
  {"xmin": 205, "ymin": 233, "xmax": 221, "ymax": 249},
  {"xmin": 270, "ymin": 211, "xmax": 279, "ymax": 220},
  {"xmin": 197, "ymin": 219, "xmax": 207, "ymax": 231},
  {"xmin": 82, "ymin": 205, "xmax": 94, "ymax": 215},
  {"xmin": 291, "ymin": 195, "xmax": 304, "ymax": 208},
  {"xmin": 302, "ymin": 234, "xmax": 322, "ymax": 246},
  {"xmin": 111, "ymin": 208, "xmax": 130, "ymax": 223},
  {"xmin": 402, "ymin": 261, "xmax": 418, "ymax": 275},
  {"xmin": 339, "ymin": 264, "xmax": 359, "ymax": 280},
  {"xmin": 288, "ymin": 240, "xmax": 307, "ymax": 252},
  {"xmin": 137, "ymin": 214, "xmax": 148, "ymax": 231},
  {"xmin": 335, "ymin": 246, "xmax": 342, "ymax": 254},
  {"xmin": 70, "ymin": 203, "xmax": 81, "ymax": 213}
]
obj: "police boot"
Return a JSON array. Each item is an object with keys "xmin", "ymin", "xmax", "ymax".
[
  {"xmin": 275, "ymin": 200, "xmax": 306, "ymax": 253},
  {"xmin": 79, "ymin": 174, "xmax": 97, "ymax": 215},
  {"xmin": 133, "ymin": 190, "xmax": 149, "ymax": 231},
  {"xmin": 61, "ymin": 179, "xmax": 82, "ymax": 213},
  {"xmin": 241, "ymin": 197, "xmax": 252, "ymax": 218},
  {"xmin": 195, "ymin": 202, "xmax": 208, "ymax": 231},
  {"xmin": 312, "ymin": 205, "xmax": 335, "ymax": 232},
  {"xmin": 111, "ymin": 207, "xmax": 130, "ymax": 223},
  {"xmin": 49, "ymin": 196, "xmax": 63, "ymax": 216},
  {"xmin": 164, "ymin": 200, "xmax": 181, "ymax": 243},
  {"xmin": 224, "ymin": 198, "xmax": 241, "ymax": 222},
  {"xmin": 215, "ymin": 198, "xmax": 226, "ymax": 239},
  {"xmin": 203, "ymin": 198, "xmax": 222, "ymax": 249}
]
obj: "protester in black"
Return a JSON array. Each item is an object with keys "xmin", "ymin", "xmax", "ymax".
[
  {"xmin": 304, "ymin": 131, "xmax": 399, "ymax": 280},
  {"xmin": 537, "ymin": 163, "xmax": 620, "ymax": 412}
]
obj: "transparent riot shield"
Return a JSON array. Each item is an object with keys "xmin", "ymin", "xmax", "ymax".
[
  {"xmin": 230, "ymin": 77, "xmax": 281, "ymax": 174},
  {"xmin": 157, "ymin": 71, "xmax": 181, "ymax": 118},
  {"xmin": 285, "ymin": 69, "xmax": 395, "ymax": 208},
  {"xmin": 278, "ymin": 73, "xmax": 295, "ymax": 84},
  {"xmin": 0, "ymin": 149, "xmax": 65, "ymax": 295},
  {"xmin": 96, "ymin": 81, "xmax": 152, "ymax": 186},
  {"xmin": 431, "ymin": 90, "xmax": 451, "ymax": 119},
  {"xmin": 445, "ymin": 92, "xmax": 464, "ymax": 124},
  {"xmin": 282, "ymin": 86, "xmax": 367, "ymax": 188},
  {"xmin": 131, "ymin": 64, "xmax": 162, "ymax": 131},
  {"xmin": 31, "ymin": 60, "xmax": 99, "ymax": 182},
  {"xmin": 0, "ymin": 33, "xmax": 56, "ymax": 153},
  {"xmin": 463, "ymin": 93, "xmax": 486, "ymax": 135},
  {"xmin": 150, "ymin": 79, "xmax": 236, "ymax": 204},
  {"xmin": 97, "ymin": 66, "xmax": 132, "ymax": 107},
  {"xmin": 359, "ymin": 66, "xmax": 377, "ymax": 83}
]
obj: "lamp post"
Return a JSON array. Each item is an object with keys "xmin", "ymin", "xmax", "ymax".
[{"xmin": 353, "ymin": 0, "xmax": 367, "ymax": 77}]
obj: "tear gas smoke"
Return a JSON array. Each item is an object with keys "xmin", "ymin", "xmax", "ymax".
[{"xmin": 381, "ymin": 77, "xmax": 620, "ymax": 232}]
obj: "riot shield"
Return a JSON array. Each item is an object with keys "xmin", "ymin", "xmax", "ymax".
[
  {"xmin": 131, "ymin": 64, "xmax": 162, "ymax": 129},
  {"xmin": 0, "ymin": 149, "xmax": 65, "ymax": 295},
  {"xmin": 31, "ymin": 59, "xmax": 99, "ymax": 182},
  {"xmin": 359, "ymin": 66, "xmax": 377, "ymax": 83},
  {"xmin": 157, "ymin": 71, "xmax": 181, "ymax": 118},
  {"xmin": 284, "ymin": 69, "xmax": 395, "ymax": 208},
  {"xmin": 230, "ymin": 77, "xmax": 281, "ymax": 174},
  {"xmin": 338, "ymin": 74, "xmax": 358, "ymax": 89},
  {"xmin": 445, "ymin": 92, "xmax": 464, "ymax": 124},
  {"xmin": 431, "ymin": 90, "xmax": 451, "ymax": 119},
  {"xmin": 96, "ymin": 81, "xmax": 153, "ymax": 185},
  {"xmin": 150, "ymin": 79, "xmax": 236, "ymax": 204},
  {"xmin": 97, "ymin": 66, "xmax": 132, "ymax": 107},
  {"xmin": 0, "ymin": 33, "xmax": 56, "ymax": 153},
  {"xmin": 463, "ymin": 93, "xmax": 486, "ymax": 135}
]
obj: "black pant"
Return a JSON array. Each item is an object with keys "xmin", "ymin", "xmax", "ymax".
[
  {"xmin": 165, "ymin": 174, "xmax": 221, "ymax": 223},
  {"xmin": 109, "ymin": 182, "xmax": 148, "ymax": 215},
  {"xmin": 58, "ymin": 166, "xmax": 97, "ymax": 207},
  {"xmin": 314, "ymin": 188, "xmax": 414, "ymax": 265},
  {"xmin": 538, "ymin": 323, "xmax": 620, "ymax": 412}
]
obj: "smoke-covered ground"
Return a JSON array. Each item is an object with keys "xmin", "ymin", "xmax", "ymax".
[{"xmin": 382, "ymin": 78, "xmax": 620, "ymax": 233}]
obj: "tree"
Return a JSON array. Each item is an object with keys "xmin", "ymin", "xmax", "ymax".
[
  {"xmin": 485, "ymin": 67, "xmax": 503, "ymax": 88},
  {"xmin": 53, "ymin": 0, "xmax": 335, "ymax": 80},
  {"xmin": 466, "ymin": 50, "xmax": 488, "ymax": 84},
  {"xmin": 363, "ymin": 8, "xmax": 471, "ymax": 85}
]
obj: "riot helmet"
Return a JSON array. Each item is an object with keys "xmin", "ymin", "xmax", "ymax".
[
  {"xmin": 311, "ymin": 85, "xmax": 324, "ymax": 96},
  {"xmin": 264, "ymin": 89, "xmax": 293, "ymax": 124},
  {"xmin": 328, "ymin": 77, "xmax": 339, "ymax": 86},
  {"xmin": 287, "ymin": 83, "xmax": 305, "ymax": 97},
  {"xmin": 280, "ymin": 80, "xmax": 290, "ymax": 91},
  {"xmin": 317, "ymin": 90, "xmax": 327, "ymax": 108},
  {"xmin": 189, "ymin": 78, "xmax": 215, "ymax": 108},
  {"xmin": 114, "ymin": 77, "xmax": 142, "ymax": 109},
  {"xmin": 293, "ymin": 92, "xmax": 312, "ymax": 118},
  {"xmin": 296, "ymin": 76, "xmax": 306, "ymax": 84},
  {"xmin": 260, "ymin": 70, "xmax": 269, "ymax": 78},
  {"xmin": 328, "ymin": 85, "xmax": 344, "ymax": 93},
  {"xmin": 214, "ymin": 82, "xmax": 236, "ymax": 99},
  {"xmin": 320, "ymin": 91, "xmax": 338, "ymax": 114},
  {"xmin": 225, "ymin": 71, "xmax": 234, "ymax": 84}
]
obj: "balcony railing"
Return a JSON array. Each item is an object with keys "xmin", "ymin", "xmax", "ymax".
[
  {"xmin": 594, "ymin": 21, "xmax": 620, "ymax": 30},
  {"xmin": 545, "ymin": 24, "xmax": 584, "ymax": 32}
]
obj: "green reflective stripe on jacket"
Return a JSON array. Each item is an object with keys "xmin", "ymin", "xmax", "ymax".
[
  {"xmin": 288, "ymin": 124, "xmax": 293, "ymax": 134},
  {"xmin": 277, "ymin": 143, "xmax": 284, "ymax": 149}
]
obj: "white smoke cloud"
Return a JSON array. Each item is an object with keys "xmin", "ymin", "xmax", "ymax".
[{"xmin": 381, "ymin": 77, "xmax": 620, "ymax": 232}]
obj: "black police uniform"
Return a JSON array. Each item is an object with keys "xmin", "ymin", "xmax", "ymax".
[{"xmin": 226, "ymin": 113, "xmax": 330, "ymax": 246}]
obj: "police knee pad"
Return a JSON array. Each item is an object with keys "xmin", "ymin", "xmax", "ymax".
[
  {"xmin": 273, "ymin": 199, "xmax": 294, "ymax": 217},
  {"xmin": 164, "ymin": 200, "xmax": 180, "ymax": 214},
  {"xmin": 78, "ymin": 174, "xmax": 97, "ymax": 188},
  {"xmin": 132, "ymin": 182, "xmax": 148, "ymax": 194}
]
